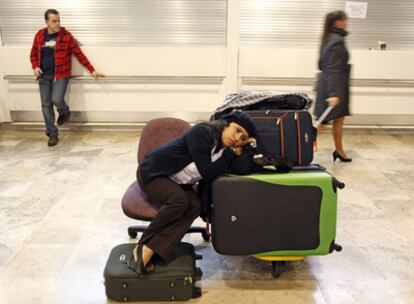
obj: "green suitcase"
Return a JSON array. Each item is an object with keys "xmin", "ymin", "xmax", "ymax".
[{"xmin": 211, "ymin": 169, "xmax": 344, "ymax": 276}]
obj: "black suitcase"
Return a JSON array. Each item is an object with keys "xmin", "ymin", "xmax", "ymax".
[
  {"xmin": 104, "ymin": 242, "xmax": 202, "ymax": 302},
  {"xmin": 246, "ymin": 109, "xmax": 316, "ymax": 166}
]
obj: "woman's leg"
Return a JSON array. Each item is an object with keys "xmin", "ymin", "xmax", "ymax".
[
  {"xmin": 137, "ymin": 169, "xmax": 200, "ymax": 261},
  {"xmin": 332, "ymin": 116, "xmax": 349, "ymax": 157},
  {"xmin": 143, "ymin": 190, "xmax": 200, "ymax": 260},
  {"xmin": 317, "ymin": 123, "xmax": 325, "ymax": 134}
]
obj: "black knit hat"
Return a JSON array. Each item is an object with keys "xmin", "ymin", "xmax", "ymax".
[{"xmin": 222, "ymin": 110, "xmax": 257, "ymax": 138}]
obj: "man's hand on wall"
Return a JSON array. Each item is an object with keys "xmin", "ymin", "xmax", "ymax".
[{"xmin": 92, "ymin": 71, "xmax": 105, "ymax": 79}]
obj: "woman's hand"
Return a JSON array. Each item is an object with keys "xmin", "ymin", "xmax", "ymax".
[
  {"xmin": 231, "ymin": 146, "xmax": 243, "ymax": 156},
  {"xmin": 327, "ymin": 96, "xmax": 340, "ymax": 107},
  {"xmin": 231, "ymin": 137, "xmax": 256, "ymax": 155}
]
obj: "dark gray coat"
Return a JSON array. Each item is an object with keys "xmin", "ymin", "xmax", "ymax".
[{"xmin": 314, "ymin": 28, "xmax": 351, "ymax": 121}]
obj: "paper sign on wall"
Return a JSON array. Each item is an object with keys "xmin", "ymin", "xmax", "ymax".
[{"xmin": 345, "ymin": 1, "xmax": 368, "ymax": 19}]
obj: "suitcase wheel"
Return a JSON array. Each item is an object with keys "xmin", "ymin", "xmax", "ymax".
[
  {"xmin": 195, "ymin": 267, "xmax": 203, "ymax": 281},
  {"xmin": 193, "ymin": 287, "xmax": 202, "ymax": 298},
  {"xmin": 195, "ymin": 254, "xmax": 203, "ymax": 260},
  {"xmin": 334, "ymin": 243, "xmax": 343, "ymax": 252},
  {"xmin": 271, "ymin": 261, "xmax": 286, "ymax": 278},
  {"xmin": 332, "ymin": 177, "xmax": 345, "ymax": 192},
  {"xmin": 329, "ymin": 241, "xmax": 343, "ymax": 253},
  {"xmin": 127, "ymin": 228, "xmax": 138, "ymax": 239},
  {"xmin": 201, "ymin": 230, "xmax": 211, "ymax": 242}
]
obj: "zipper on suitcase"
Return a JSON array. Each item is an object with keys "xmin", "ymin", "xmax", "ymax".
[
  {"xmin": 280, "ymin": 117, "xmax": 285, "ymax": 157},
  {"xmin": 184, "ymin": 276, "xmax": 193, "ymax": 285},
  {"xmin": 169, "ymin": 276, "xmax": 193, "ymax": 287},
  {"xmin": 295, "ymin": 112, "xmax": 302, "ymax": 165}
]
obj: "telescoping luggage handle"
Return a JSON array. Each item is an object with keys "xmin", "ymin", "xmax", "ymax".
[
  {"xmin": 314, "ymin": 105, "xmax": 334, "ymax": 128},
  {"xmin": 312, "ymin": 105, "xmax": 334, "ymax": 153}
]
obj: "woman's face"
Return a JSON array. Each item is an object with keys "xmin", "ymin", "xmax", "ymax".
[
  {"xmin": 335, "ymin": 18, "xmax": 348, "ymax": 30},
  {"xmin": 221, "ymin": 122, "xmax": 249, "ymax": 148}
]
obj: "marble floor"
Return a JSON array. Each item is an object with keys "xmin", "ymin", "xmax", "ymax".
[{"xmin": 0, "ymin": 128, "xmax": 413, "ymax": 304}]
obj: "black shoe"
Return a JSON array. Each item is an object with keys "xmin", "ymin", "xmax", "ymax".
[
  {"xmin": 144, "ymin": 260, "xmax": 155, "ymax": 273},
  {"xmin": 57, "ymin": 111, "xmax": 71, "ymax": 125},
  {"xmin": 48, "ymin": 136, "xmax": 59, "ymax": 147},
  {"xmin": 333, "ymin": 151, "xmax": 352, "ymax": 162}
]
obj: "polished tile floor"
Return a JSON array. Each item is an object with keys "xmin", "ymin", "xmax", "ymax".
[{"xmin": 0, "ymin": 129, "xmax": 413, "ymax": 304}]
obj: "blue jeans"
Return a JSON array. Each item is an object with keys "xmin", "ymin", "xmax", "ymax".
[{"xmin": 38, "ymin": 76, "xmax": 70, "ymax": 138}]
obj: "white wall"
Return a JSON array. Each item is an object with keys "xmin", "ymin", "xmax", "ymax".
[
  {"xmin": 3, "ymin": 47, "xmax": 228, "ymax": 114},
  {"xmin": 239, "ymin": 49, "xmax": 414, "ymax": 124},
  {"xmin": 0, "ymin": 33, "xmax": 11, "ymax": 123},
  {"xmin": 1, "ymin": 0, "xmax": 413, "ymax": 125}
]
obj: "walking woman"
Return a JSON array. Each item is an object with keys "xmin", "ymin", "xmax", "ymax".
[
  {"xmin": 315, "ymin": 10, "xmax": 352, "ymax": 162},
  {"xmin": 130, "ymin": 111, "xmax": 257, "ymax": 274}
]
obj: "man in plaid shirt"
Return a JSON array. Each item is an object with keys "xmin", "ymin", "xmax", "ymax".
[{"xmin": 30, "ymin": 9, "xmax": 104, "ymax": 146}]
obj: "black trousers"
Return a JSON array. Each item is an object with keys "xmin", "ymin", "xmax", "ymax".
[{"xmin": 137, "ymin": 168, "xmax": 201, "ymax": 260}]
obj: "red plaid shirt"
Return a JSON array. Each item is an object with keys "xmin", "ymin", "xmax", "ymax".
[{"xmin": 30, "ymin": 27, "xmax": 95, "ymax": 80}]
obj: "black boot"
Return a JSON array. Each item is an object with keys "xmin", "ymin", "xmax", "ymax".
[{"xmin": 48, "ymin": 136, "xmax": 59, "ymax": 146}]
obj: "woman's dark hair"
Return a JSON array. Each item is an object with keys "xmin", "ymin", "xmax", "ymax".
[
  {"xmin": 44, "ymin": 9, "xmax": 59, "ymax": 21},
  {"xmin": 198, "ymin": 120, "xmax": 229, "ymax": 153},
  {"xmin": 321, "ymin": 10, "xmax": 347, "ymax": 44}
]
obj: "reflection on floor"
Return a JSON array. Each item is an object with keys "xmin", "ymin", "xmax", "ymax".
[{"xmin": 0, "ymin": 129, "xmax": 413, "ymax": 304}]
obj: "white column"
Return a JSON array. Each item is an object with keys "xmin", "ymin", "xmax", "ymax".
[
  {"xmin": 0, "ymin": 33, "xmax": 11, "ymax": 122},
  {"xmin": 225, "ymin": 0, "xmax": 240, "ymax": 94}
]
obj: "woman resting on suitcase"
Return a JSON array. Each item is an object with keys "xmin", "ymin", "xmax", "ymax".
[{"xmin": 131, "ymin": 111, "xmax": 257, "ymax": 274}]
